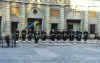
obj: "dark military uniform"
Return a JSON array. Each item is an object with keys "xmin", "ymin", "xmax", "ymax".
[
  {"xmin": 21, "ymin": 30, "xmax": 26, "ymax": 41},
  {"xmin": 50, "ymin": 30, "xmax": 56, "ymax": 41},
  {"xmin": 27, "ymin": 29, "xmax": 33, "ymax": 41},
  {"xmin": 76, "ymin": 31, "xmax": 82, "ymax": 41},
  {"xmin": 12, "ymin": 32, "xmax": 17, "ymax": 47},
  {"xmin": 34, "ymin": 32, "xmax": 39, "ymax": 44},
  {"xmin": 16, "ymin": 30, "xmax": 19, "ymax": 41},
  {"xmin": 41, "ymin": 31, "xmax": 47, "ymax": 41},
  {"xmin": 56, "ymin": 31, "xmax": 61, "ymax": 40},
  {"xmin": 83, "ymin": 31, "xmax": 88, "ymax": 41},
  {"xmin": 75, "ymin": 31, "xmax": 78, "ymax": 39},
  {"xmin": 62, "ymin": 31, "xmax": 67, "ymax": 41},
  {"xmin": 69, "ymin": 31, "xmax": 74, "ymax": 41},
  {"xmin": 5, "ymin": 35, "xmax": 10, "ymax": 47},
  {"xmin": 66, "ymin": 31, "xmax": 70, "ymax": 40}
]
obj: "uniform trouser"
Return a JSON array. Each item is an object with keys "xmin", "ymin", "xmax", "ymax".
[
  {"xmin": 56, "ymin": 36, "xmax": 60, "ymax": 40},
  {"xmin": 63, "ymin": 36, "xmax": 67, "ymax": 41},
  {"xmin": 16, "ymin": 36, "xmax": 19, "ymax": 41},
  {"xmin": 22, "ymin": 36, "xmax": 26, "ymax": 41},
  {"xmin": 34, "ymin": 37, "xmax": 39, "ymax": 44},
  {"xmin": 83, "ymin": 36, "xmax": 88, "ymax": 41},
  {"xmin": 69, "ymin": 36, "xmax": 74, "ymax": 41},
  {"xmin": 28, "ymin": 36, "xmax": 32, "ymax": 41},
  {"xmin": 6, "ymin": 40, "xmax": 10, "ymax": 47},
  {"xmin": 34, "ymin": 33, "xmax": 39, "ymax": 44},
  {"xmin": 11, "ymin": 39, "xmax": 16, "ymax": 47},
  {"xmin": 41, "ymin": 36, "xmax": 46, "ymax": 41},
  {"xmin": 0, "ymin": 40, "xmax": 3, "ymax": 48}
]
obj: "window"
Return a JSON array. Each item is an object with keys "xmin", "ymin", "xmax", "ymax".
[
  {"xmin": 88, "ymin": 11, "xmax": 96, "ymax": 18},
  {"xmin": 11, "ymin": 7, "xmax": 19, "ymax": 16},
  {"xmin": 90, "ymin": 24, "xmax": 95, "ymax": 34},
  {"xmin": 72, "ymin": 8, "xmax": 77, "ymax": 16},
  {"xmin": 50, "ymin": 10, "xmax": 59, "ymax": 16}
]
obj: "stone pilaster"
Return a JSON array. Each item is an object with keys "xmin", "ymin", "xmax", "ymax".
[
  {"xmin": 97, "ymin": 21, "xmax": 100, "ymax": 37},
  {"xmin": 19, "ymin": 3, "xmax": 26, "ymax": 31},
  {"xmin": 5, "ymin": 1, "xmax": 11, "ymax": 36},
  {"xmin": 80, "ymin": 11, "xmax": 84, "ymax": 32},
  {"xmin": 96, "ymin": 12, "xmax": 100, "ymax": 37},
  {"xmin": 58, "ymin": 5, "xmax": 65, "ymax": 31},
  {"xmin": 45, "ymin": 5, "xmax": 50, "ymax": 35},
  {"xmin": 84, "ymin": 11, "xmax": 88, "ymax": 31}
]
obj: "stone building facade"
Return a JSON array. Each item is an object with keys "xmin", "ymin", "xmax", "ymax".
[{"xmin": 0, "ymin": 0, "xmax": 100, "ymax": 38}]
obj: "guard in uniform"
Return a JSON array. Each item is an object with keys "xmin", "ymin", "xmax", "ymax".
[
  {"xmin": 60, "ymin": 31, "xmax": 63, "ymax": 40},
  {"xmin": 83, "ymin": 31, "xmax": 88, "ymax": 41},
  {"xmin": 56, "ymin": 31, "xmax": 61, "ymax": 40},
  {"xmin": 27, "ymin": 29, "xmax": 33, "ymax": 41},
  {"xmin": 75, "ymin": 31, "xmax": 78, "ymax": 40},
  {"xmin": 69, "ymin": 31, "xmax": 74, "ymax": 41},
  {"xmin": 5, "ymin": 35, "xmax": 10, "ymax": 47},
  {"xmin": 15, "ymin": 30, "xmax": 19, "ymax": 41},
  {"xmin": 54, "ymin": 30, "xmax": 58, "ymax": 40},
  {"xmin": 50, "ymin": 29, "xmax": 55, "ymax": 41},
  {"xmin": 66, "ymin": 31, "xmax": 70, "ymax": 40},
  {"xmin": 41, "ymin": 31, "xmax": 47, "ymax": 41},
  {"xmin": 12, "ymin": 30, "xmax": 19, "ymax": 47},
  {"xmin": 62, "ymin": 31, "xmax": 68, "ymax": 41},
  {"xmin": 34, "ymin": 31, "xmax": 39, "ymax": 44},
  {"xmin": 76, "ymin": 31, "xmax": 82, "ymax": 41},
  {"xmin": 21, "ymin": 30, "xmax": 26, "ymax": 41}
]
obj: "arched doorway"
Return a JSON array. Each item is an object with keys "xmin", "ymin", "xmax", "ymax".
[{"xmin": 11, "ymin": 22, "xmax": 18, "ymax": 34}]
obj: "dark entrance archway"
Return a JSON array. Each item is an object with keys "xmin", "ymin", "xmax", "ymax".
[
  {"xmin": 67, "ymin": 19, "xmax": 81, "ymax": 31},
  {"xmin": 51, "ymin": 23, "xmax": 58, "ymax": 30},
  {"xmin": 11, "ymin": 22, "xmax": 18, "ymax": 34}
]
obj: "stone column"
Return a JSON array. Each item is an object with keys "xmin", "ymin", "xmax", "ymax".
[
  {"xmin": 19, "ymin": 3, "xmax": 26, "ymax": 31},
  {"xmin": 5, "ymin": 1, "xmax": 11, "ymax": 36},
  {"xmin": 80, "ymin": 11, "xmax": 84, "ymax": 32},
  {"xmin": 84, "ymin": 11, "xmax": 88, "ymax": 31},
  {"xmin": 58, "ymin": 5, "xmax": 65, "ymax": 31},
  {"xmin": 96, "ymin": 12, "xmax": 100, "ymax": 37},
  {"xmin": 97, "ymin": 22, "xmax": 100, "ymax": 37},
  {"xmin": 45, "ymin": 5, "xmax": 50, "ymax": 35},
  {"xmin": 1, "ymin": 2, "xmax": 5, "ymax": 37}
]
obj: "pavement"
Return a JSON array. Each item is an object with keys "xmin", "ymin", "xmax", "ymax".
[{"xmin": 0, "ymin": 40, "xmax": 100, "ymax": 63}]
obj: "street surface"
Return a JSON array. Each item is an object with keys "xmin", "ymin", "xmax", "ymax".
[{"xmin": 0, "ymin": 40, "xmax": 100, "ymax": 63}]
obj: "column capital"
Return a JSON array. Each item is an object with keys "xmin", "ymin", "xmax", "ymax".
[{"xmin": 45, "ymin": 5, "xmax": 50, "ymax": 35}]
